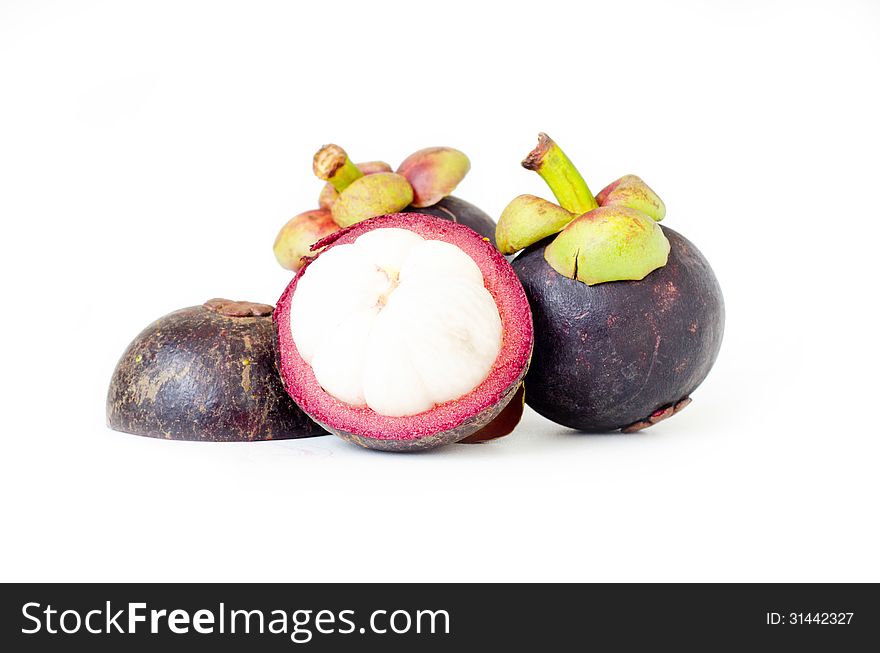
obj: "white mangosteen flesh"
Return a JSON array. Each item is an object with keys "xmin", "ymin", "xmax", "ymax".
[{"xmin": 289, "ymin": 228, "xmax": 503, "ymax": 417}]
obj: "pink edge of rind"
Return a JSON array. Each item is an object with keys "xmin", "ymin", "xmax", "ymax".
[{"xmin": 274, "ymin": 213, "xmax": 534, "ymax": 443}]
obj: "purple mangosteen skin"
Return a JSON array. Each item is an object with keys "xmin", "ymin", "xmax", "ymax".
[
  {"xmin": 512, "ymin": 226, "xmax": 724, "ymax": 432},
  {"xmin": 403, "ymin": 195, "xmax": 496, "ymax": 247}
]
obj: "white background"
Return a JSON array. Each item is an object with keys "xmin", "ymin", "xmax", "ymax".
[{"xmin": 1, "ymin": 0, "xmax": 878, "ymax": 582}]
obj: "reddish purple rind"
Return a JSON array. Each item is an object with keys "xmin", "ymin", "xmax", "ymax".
[
  {"xmin": 107, "ymin": 301, "xmax": 326, "ymax": 442},
  {"xmin": 310, "ymin": 374, "xmax": 525, "ymax": 452},
  {"xmin": 275, "ymin": 213, "xmax": 534, "ymax": 452}
]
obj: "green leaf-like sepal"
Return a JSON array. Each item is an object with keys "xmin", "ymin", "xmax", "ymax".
[
  {"xmin": 495, "ymin": 194, "xmax": 576, "ymax": 254},
  {"xmin": 544, "ymin": 206, "xmax": 670, "ymax": 285}
]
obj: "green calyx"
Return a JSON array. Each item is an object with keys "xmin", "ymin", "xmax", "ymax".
[
  {"xmin": 314, "ymin": 143, "xmax": 470, "ymax": 214},
  {"xmin": 544, "ymin": 206, "xmax": 670, "ymax": 285},
  {"xmin": 496, "ymin": 195, "xmax": 574, "ymax": 255},
  {"xmin": 330, "ymin": 172, "xmax": 414, "ymax": 228},
  {"xmin": 319, "ymin": 161, "xmax": 393, "ymax": 210},
  {"xmin": 495, "ymin": 133, "xmax": 671, "ymax": 285},
  {"xmin": 595, "ymin": 174, "xmax": 666, "ymax": 222},
  {"xmin": 312, "ymin": 144, "xmax": 416, "ymax": 227}
]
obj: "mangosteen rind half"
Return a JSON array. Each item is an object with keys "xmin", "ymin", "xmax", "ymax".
[{"xmin": 107, "ymin": 300, "xmax": 326, "ymax": 442}]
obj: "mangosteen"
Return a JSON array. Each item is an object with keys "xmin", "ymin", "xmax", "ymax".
[
  {"xmin": 273, "ymin": 144, "xmax": 495, "ymax": 273},
  {"xmin": 496, "ymin": 134, "xmax": 724, "ymax": 432},
  {"xmin": 274, "ymin": 213, "xmax": 533, "ymax": 452},
  {"xmin": 107, "ymin": 298, "xmax": 325, "ymax": 441}
]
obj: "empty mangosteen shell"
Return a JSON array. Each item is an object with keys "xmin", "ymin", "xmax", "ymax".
[
  {"xmin": 403, "ymin": 195, "xmax": 497, "ymax": 247},
  {"xmin": 107, "ymin": 299, "xmax": 326, "ymax": 442},
  {"xmin": 512, "ymin": 227, "xmax": 724, "ymax": 432}
]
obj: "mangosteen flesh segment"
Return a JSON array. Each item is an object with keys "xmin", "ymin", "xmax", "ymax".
[
  {"xmin": 404, "ymin": 196, "xmax": 497, "ymax": 246},
  {"xmin": 290, "ymin": 227, "xmax": 503, "ymax": 417},
  {"xmin": 275, "ymin": 213, "xmax": 533, "ymax": 452},
  {"xmin": 107, "ymin": 299, "xmax": 326, "ymax": 441},
  {"xmin": 512, "ymin": 227, "xmax": 724, "ymax": 432}
]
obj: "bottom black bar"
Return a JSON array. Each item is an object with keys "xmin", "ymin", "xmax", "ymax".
[{"xmin": 2, "ymin": 583, "xmax": 876, "ymax": 650}]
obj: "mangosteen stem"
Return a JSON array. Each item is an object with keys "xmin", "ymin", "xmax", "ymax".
[
  {"xmin": 522, "ymin": 133, "xmax": 598, "ymax": 215},
  {"xmin": 313, "ymin": 144, "xmax": 364, "ymax": 192}
]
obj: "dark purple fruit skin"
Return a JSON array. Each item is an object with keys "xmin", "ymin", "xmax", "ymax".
[
  {"xmin": 107, "ymin": 301, "xmax": 325, "ymax": 441},
  {"xmin": 512, "ymin": 227, "xmax": 724, "ymax": 432},
  {"xmin": 403, "ymin": 195, "xmax": 496, "ymax": 246}
]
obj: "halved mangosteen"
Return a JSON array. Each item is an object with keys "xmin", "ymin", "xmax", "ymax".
[
  {"xmin": 274, "ymin": 213, "xmax": 534, "ymax": 452},
  {"xmin": 107, "ymin": 298, "xmax": 325, "ymax": 441}
]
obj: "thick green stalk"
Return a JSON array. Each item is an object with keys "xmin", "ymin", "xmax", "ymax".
[
  {"xmin": 313, "ymin": 144, "xmax": 364, "ymax": 192},
  {"xmin": 521, "ymin": 133, "xmax": 598, "ymax": 215}
]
